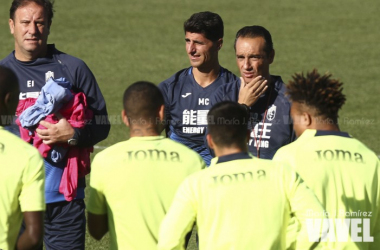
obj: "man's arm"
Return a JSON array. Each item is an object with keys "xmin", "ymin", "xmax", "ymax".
[
  {"xmin": 87, "ymin": 155, "xmax": 109, "ymax": 240},
  {"xmin": 283, "ymin": 164, "xmax": 328, "ymax": 249},
  {"xmin": 38, "ymin": 58, "xmax": 110, "ymax": 147},
  {"xmin": 158, "ymin": 178, "xmax": 197, "ymax": 250},
  {"xmin": 35, "ymin": 113, "xmax": 75, "ymax": 145},
  {"xmin": 87, "ymin": 212, "xmax": 108, "ymax": 240},
  {"xmin": 17, "ymin": 211, "xmax": 44, "ymax": 250},
  {"xmin": 17, "ymin": 149, "xmax": 45, "ymax": 250}
]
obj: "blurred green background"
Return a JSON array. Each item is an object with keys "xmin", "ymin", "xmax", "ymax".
[{"xmin": 0, "ymin": 0, "xmax": 379, "ymax": 248}]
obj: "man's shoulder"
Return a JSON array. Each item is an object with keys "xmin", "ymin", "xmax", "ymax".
[
  {"xmin": 0, "ymin": 52, "xmax": 15, "ymax": 66},
  {"xmin": 0, "ymin": 129, "xmax": 42, "ymax": 164},
  {"xmin": 219, "ymin": 66, "xmax": 239, "ymax": 82},
  {"xmin": 159, "ymin": 67, "xmax": 191, "ymax": 87},
  {"xmin": 275, "ymin": 130, "xmax": 315, "ymax": 157},
  {"xmin": 210, "ymin": 75, "xmax": 241, "ymax": 103},
  {"xmin": 157, "ymin": 138, "xmax": 206, "ymax": 165},
  {"xmin": 51, "ymin": 45, "xmax": 87, "ymax": 69},
  {"xmin": 272, "ymin": 75, "xmax": 287, "ymax": 95},
  {"xmin": 94, "ymin": 136, "xmax": 204, "ymax": 162},
  {"xmin": 270, "ymin": 75, "xmax": 292, "ymax": 106}
]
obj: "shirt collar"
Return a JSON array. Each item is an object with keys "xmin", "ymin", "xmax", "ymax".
[
  {"xmin": 315, "ymin": 130, "xmax": 351, "ymax": 138},
  {"xmin": 216, "ymin": 152, "xmax": 252, "ymax": 164}
]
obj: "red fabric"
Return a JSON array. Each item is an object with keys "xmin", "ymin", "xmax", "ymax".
[{"xmin": 16, "ymin": 92, "xmax": 93, "ymax": 201}]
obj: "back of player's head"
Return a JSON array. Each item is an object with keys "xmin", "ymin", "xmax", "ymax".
[
  {"xmin": 287, "ymin": 69, "xmax": 346, "ymax": 123},
  {"xmin": 123, "ymin": 81, "xmax": 164, "ymax": 124},
  {"xmin": 10, "ymin": 0, "xmax": 54, "ymax": 24},
  {"xmin": 184, "ymin": 11, "xmax": 224, "ymax": 41},
  {"xmin": 234, "ymin": 25, "xmax": 273, "ymax": 55},
  {"xmin": 0, "ymin": 66, "xmax": 19, "ymax": 123},
  {"xmin": 207, "ymin": 101, "xmax": 249, "ymax": 148}
]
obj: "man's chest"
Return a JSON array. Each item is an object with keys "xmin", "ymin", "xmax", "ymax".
[{"xmin": 10, "ymin": 63, "xmax": 69, "ymax": 99}]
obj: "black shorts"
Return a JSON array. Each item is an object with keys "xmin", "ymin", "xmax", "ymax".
[{"xmin": 20, "ymin": 199, "xmax": 86, "ymax": 250}]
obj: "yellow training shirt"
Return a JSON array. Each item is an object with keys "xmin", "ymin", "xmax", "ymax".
[
  {"xmin": 273, "ymin": 129, "xmax": 380, "ymax": 249},
  {"xmin": 0, "ymin": 127, "xmax": 45, "ymax": 250},
  {"xmin": 87, "ymin": 136, "xmax": 205, "ymax": 250},
  {"xmin": 158, "ymin": 152, "xmax": 327, "ymax": 250}
]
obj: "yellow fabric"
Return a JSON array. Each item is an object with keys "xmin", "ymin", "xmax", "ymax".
[
  {"xmin": 87, "ymin": 136, "xmax": 205, "ymax": 250},
  {"xmin": 0, "ymin": 127, "xmax": 45, "ymax": 250},
  {"xmin": 273, "ymin": 129, "xmax": 380, "ymax": 249},
  {"xmin": 158, "ymin": 155, "xmax": 327, "ymax": 250}
]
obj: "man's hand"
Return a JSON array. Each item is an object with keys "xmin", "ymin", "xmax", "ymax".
[
  {"xmin": 238, "ymin": 76, "xmax": 268, "ymax": 107},
  {"xmin": 36, "ymin": 113, "xmax": 75, "ymax": 145}
]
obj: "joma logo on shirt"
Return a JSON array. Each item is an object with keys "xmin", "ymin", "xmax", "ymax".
[
  {"xmin": 126, "ymin": 149, "xmax": 180, "ymax": 162},
  {"xmin": 315, "ymin": 149, "xmax": 364, "ymax": 163},
  {"xmin": 212, "ymin": 170, "xmax": 266, "ymax": 185}
]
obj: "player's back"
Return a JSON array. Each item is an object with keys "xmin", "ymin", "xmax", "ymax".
[
  {"xmin": 274, "ymin": 129, "xmax": 380, "ymax": 249},
  {"xmin": 0, "ymin": 127, "xmax": 45, "ymax": 250},
  {"xmin": 181, "ymin": 154, "xmax": 325, "ymax": 249},
  {"xmin": 88, "ymin": 136, "xmax": 205, "ymax": 250}
]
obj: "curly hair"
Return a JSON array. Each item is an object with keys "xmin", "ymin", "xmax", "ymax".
[{"xmin": 287, "ymin": 69, "xmax": 346, "ymax": 123}]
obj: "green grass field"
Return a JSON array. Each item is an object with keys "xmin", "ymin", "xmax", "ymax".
[{"xmin": 0, "ymin": 0, "xmax": 379, "ymax": 249}]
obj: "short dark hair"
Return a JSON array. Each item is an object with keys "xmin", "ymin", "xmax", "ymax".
[
  {"xmin": 123, "ymin": 81, "xmax": 164, "ymax": 124},
  {"xmin": 207, "ymin": 101, "xmax": 249, "ymax": 148},
  {"xmin": 10, "ymin": 0, "xmax": 54, "ymax": 24},
  {"xmin": 234, "ymin": 25, "xmax": 273, "ymax": 55},
  {"xmin": 184, "ymin": 11, "xmax": 224, "ymax": 41},
  {"xmin": 287, "ymin": 69, "xmax": 346, "ymax": 123}
]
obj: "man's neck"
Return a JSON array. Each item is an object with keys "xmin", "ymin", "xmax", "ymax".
[
  {"xmin": 14, "ymin": 47, "xmax": 47, "ymax": 62},
  {"xmin": 192, "ymin": 64, "xmax": 221, "ymax": 88},
  {"xmin": 129, "ymin": 125, "xmax": 161, "ymax": 137},
  {"xmin": 214, "ymin": 146, "xmax": 247, "ymax": 158},
  {"xmin": 311, "ymin": 118, "xmax": 340, "ymax": 132}
]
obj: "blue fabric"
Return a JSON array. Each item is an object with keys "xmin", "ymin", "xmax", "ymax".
[
  {"xmin": 19, "ymin": 77, "xmax": 73, "ymax": 128},
  {"xmin": 159, "ymin": 66, "xmax": 238, "ymax": 166},
  {"xmin": 0, "ymin": 44, "xmax": 110, "ymax": 147},
  {"xmin": 50, "ymin": 145, "xmax": 68, "ymax": 163},
  {"xmin": 170, "ymin": 132, "xmax": 212, "ymax": 166},
  {"xmin": 315, "ymin": 130, "xmax": 351, "ymax": 138},
  {"xmin": 19, "ymin": 199, "xmax": 86, "ymax": 250},
  {"xmin": 43, "ymin": 200, "xmax": 86, "ymax": 250},
  {"xmin": 159, "ymin": 67, "xmax": 238, "ymax": 145},
  {"xmin": 44, "ymin": 158, "xmax": 85, "ymax": 203},
  {"xmin": 0, "ymin": 45, "xmax": 106, "ymax": 208},
  {"xmin": 210, "ymin": 75, "xmax": 296, "ymax": 159},
  {"xmin": 217, "ymin": 152, "xmax": 252, "ymax": 164}
]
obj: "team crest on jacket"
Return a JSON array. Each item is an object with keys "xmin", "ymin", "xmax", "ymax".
[
  {"xmin": 45, "ymin": 71, "xmax": 54, "ymax": 82},
  {"xmin": 266, "ymin": 104, "xmax": 277, "ymax": 121}
]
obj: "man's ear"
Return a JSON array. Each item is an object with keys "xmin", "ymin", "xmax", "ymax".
[
  {"xmin": 302, "ymin": 111, "xmax": 312, "ymax": 127},
  {"xmin": 206, "ymin": 134, "xmax": 214, "ymax": 150},
  {"xmin": 158, "ymin": 104, "xmax": 165, "ymax": 122},
  {"xmin": 9, "ymin": 19, "xmax": 14, "ymax": 35},
  {"xmin": 121, "ymin": 110, "xmax": 130, "ymax": 127},
  {"xmin": 48, "ymin": 20, "xmax": 52, "ymax": 35},
  {"xmin": 246, "ymin": 129, "xmax": 250, "ymax": 144},
  {"xmin": 217, "ymin": 38, "xmax": 223, "ymax": 51},
  {"xmin": 268, "ymin": 49, "xmax": 275, "ymax": 64}
]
